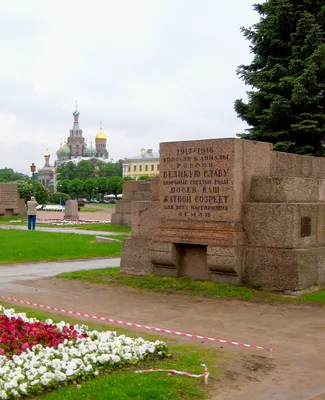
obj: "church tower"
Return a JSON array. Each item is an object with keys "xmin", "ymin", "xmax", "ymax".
[
  {"xmin": 95, "ymin": 121, "xmax": 108, "ymax": 159},
  {"xmin": 65, "ymin": 102, "xmax": 86, "ymax": 158}
]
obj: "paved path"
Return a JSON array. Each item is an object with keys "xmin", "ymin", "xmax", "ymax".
[
  {"xmin": 0, "ymin": 258, "xmax": 120, "ymax": 292},
  {"xmin": 0, "ymin": 225, "xmax": 129, "ymax": 236}
]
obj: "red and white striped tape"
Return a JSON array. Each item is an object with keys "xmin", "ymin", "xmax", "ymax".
[
  {"xmin": 136, "ymin": 363, "xmax": 209, "ymax": 385},
  {"xmin": 0, "ymin": 295, "xmax": 274, "ymax": 354}
]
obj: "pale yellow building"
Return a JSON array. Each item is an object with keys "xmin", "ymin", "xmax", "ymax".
[{"xmin": 122, "ymin": 149, "xmax": 160, "ymax": 180}]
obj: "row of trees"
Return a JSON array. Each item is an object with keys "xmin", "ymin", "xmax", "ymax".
[
  {"xmin": 0, "ymin": 168, "xmax": 29, "ymax": 182},
  {"xmin": 58, "ymin": 176, "xmax": 132, "ymax": 200},
  {"xmin": 56, "ymin": 160, "xmax": 122, "ymax": 181}
]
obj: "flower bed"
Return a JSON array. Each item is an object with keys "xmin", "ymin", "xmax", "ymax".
[{"xmin": 0, "ymin": 306, "xmax": 167, "ymax": 399}]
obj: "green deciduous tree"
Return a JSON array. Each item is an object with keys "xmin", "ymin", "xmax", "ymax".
[
  {"xmin": 58, "ymin": 179, "xmax": 70, "ymax": 194},
  {"xmin": 107, "ymin": 176, "xmax": 123, "ymax": 195},
  {"xmin": 16, "ymin": 181, "xmax": 50, "ymax": 204},
  {"xmin": 0, "ymin": 168, "xmax": 28, "ymax": 182},
  {"xmin": 75, "ymin": 160, "xmax": 95, "ymax": 180},
  {"xmin": 95, "ymin": 177, "xmax": 109, "ymax": 199},
  {"xmin": 57, "ymin": 161, "xmax": 76, "ymax": 180},
  {"xmin": 235, "ymin": 0, "xmax": 325, "ymax": 155},
  {"xmin": 68, "ymin": 178, "xmax": 84, "ymax": 199},
  {"xmin": 84, "ymin": 178, "xmax": 96, "ymax": 200}
]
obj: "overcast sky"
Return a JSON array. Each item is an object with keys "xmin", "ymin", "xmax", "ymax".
[{"xmin": 0, "ymin": 0, "xmax": 259, "ymax": 175}]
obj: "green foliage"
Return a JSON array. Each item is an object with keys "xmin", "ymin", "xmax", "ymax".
[
  {"xmin": 57, "ymin": 160, "xmax": 122, "ymax": 181},
  {"xmin": 107, "ymin": 176, "xmax": 123, "ymax": 195},
  {"xmin": 83, "ymin": 178, "xmax": 96, "ymax": 199},
  {"xmin": 16, "ymin": 181, "xmax": 50, "ymax": 204},
  {"xmin": 48, "ymin": 192, "xmax": 70, "ymax": 204},
  {"xmin": 57, "ymin": 161, "xmax": 76, "ymax": 180},
  {"xmin": 138, "ymin": 175, "xmax": 152, "ymax": 181},
  {"xmin": 58, "ymin": 179, "xmax": 70, "ymax": 194},
  {"xmin": 68, "ymin": 178, "xmax": 84, "ymax": 199},
  {"xmin": 95, "ymin": 177, "xmax": 109, "ymax": 197},
  {"xmin": 235, "ymin": 1, "xmax": 325, "ymax": 156},
  {"xmin": 75, "ymin": 160, "xmax": 95, "ymax": 180},
  {"xmin": 0, "ymin": 168, "xmax": 28, "ymax": 182},
  {"xmin": 0, "ymin": 178, "xmax": 7, "ymax": 183}
]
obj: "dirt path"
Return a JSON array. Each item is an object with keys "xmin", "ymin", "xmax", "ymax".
[{"xmin": 1, "ymin": 275, "xmax": 325, "ymax": 399}]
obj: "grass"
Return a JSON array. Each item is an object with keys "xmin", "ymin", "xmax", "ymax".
[
  {"xmin": 79, "ymin": 207, "xmax": 101, "ymax": 212},
  {"xmin": 94, "ymin": 203, "xmax": 116, "ymax": 209},
  {"xmin": 57, "ymin": 267, "xmax": 325, "ymax": 305},
  {"xmin": 0, "ymin": 231, "xmax": 122, "ymax": 264},
  {"xmin": 57, "ymin": 267, "xmax": 276, "ymax": 301},
  {"xmin": 0, "ymin": 300, "xmax": 225, "ymax": 400}
]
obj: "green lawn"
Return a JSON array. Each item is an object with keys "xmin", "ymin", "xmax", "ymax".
[
  {"xmin": 57, "ymin": 267, "xmax": 325, "ymax": 304},
  {"xmin": 0, "ymin": 301, "xmax": 225, "ymax": 400},
  {"xmin": 0, "ymin": 231, "xmax": 122, "ymax": 264}
]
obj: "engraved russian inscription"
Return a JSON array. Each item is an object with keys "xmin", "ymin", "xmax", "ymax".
[
  {"xmin": 0, "ymin": 184, "xmax": 18, "ymax": 206},
  {"xmin": 160, "ymin": 141, "xmax": 233, "ymax": 221}
]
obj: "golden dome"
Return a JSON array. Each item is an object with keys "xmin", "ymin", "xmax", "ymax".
[
  {"xmin": 95, "ymin": 128, "xmax": 107, "ymax": 140},
  {"xmin": 44, "ymin": 150, "xmax": 50, "ymax": 157}
]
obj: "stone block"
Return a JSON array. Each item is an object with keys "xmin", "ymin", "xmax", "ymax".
[
  {"xmin": 150, "ymin": 177, "xmax": 160, "ymax": 201},
  {"xmin": 244, "ymin": 203, "xmax": 317, "ymax": 248},
  {"xmin": 250, "ymin": 177, "xmax": 319, "ymax": 203},
  {"xmin": 132, "ymin": 192, "xmax": 151, "ymax": 201},
  {"xmin": 178, "ymin": 244, "xmax": 210, "ymax": 281},
  {"xmin": 244, "ymin": 247, "xmax": 318, "ymax": 290},
  {"xmin": 64, "ymin": 200, "xmax": 79, "ymax": 220},
  {"xmin": 120, "ymin": 238, "xmax": 154, "ymax": 275},
  {"xmin": 19, "ymin": 198, "xmax": 27, "ymax": 217},
  {"xmin": 316, "ymin": 204, "xmax": 325, "ymax": 246},
  {"xmin": 242, "ymin": 140, "xmax": 272, "ymax": 202},
  {"xmin": 122, "ymin": 181, "xmax": 140, "ymax": 199},
  {"xmin": 111, "ymin": 213, "xmax": 131, "ymax": 226},
  {"xmin": 150, "ymin": 242, "xmax": 179, "ymax": 277},
  {"xmin": 115, "ymin": 200, "xmax": 131, "ymax": 214},
  {"xmin": 316, "ymin": 248, "xmax": 325, "ymax": 285},
  {"xmin": 271, "ymin": 152, "xmax": 314, "ymax": 178},
  {"xmin": 131, "ymin": 201, "xmax": 159, "ymax": 238},
  {"xmin": 207, "ymin": 245, "xmax": 244, "ymax": 282},
  {"xmin": 312, "ymin": 157, "xmax": 325, "ymax": 179}
]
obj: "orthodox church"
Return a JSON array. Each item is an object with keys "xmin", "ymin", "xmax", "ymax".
[
  {"xmin": 56, "ymin": 105, "xmax": 108, "ymax": 165},
  {"xmin": 37, "ymin": 105, "xmax": 109, "ymax": 191}
]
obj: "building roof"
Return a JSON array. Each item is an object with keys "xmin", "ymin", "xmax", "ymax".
[{"xmin": 123, "ymin": 150, "xmax": 159, "ymax": 162}]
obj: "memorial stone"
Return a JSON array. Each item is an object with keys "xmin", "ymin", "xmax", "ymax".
[
  {"xmin": 0, "ymin": 184, "xmax": 21, "ymax": 217},
  {"xmin": 64, "ymin": 200, "xmax": 79, "ymax": 220},
  {"xmin": 121, "ymin": 138, "xmax": 325, "ymax": 291}
]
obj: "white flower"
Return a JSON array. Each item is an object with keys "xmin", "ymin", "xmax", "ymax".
[{"xmin": 0, "ymin": 305, "xmax": 167, "ymax": 399}]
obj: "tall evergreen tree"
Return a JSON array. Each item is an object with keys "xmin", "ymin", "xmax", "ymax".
[{"xmin": 235, "ymin": 0, "xmax": 325, "ymax": 155}]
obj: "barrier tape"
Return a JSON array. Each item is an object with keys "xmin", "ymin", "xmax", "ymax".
[
  {"xmin": 136, "ymin": 363, "xmax": 209, "ymax": 385},
  {"xmin": 0, "ymin": 295, "xmax": 274, "ymax": 354}
]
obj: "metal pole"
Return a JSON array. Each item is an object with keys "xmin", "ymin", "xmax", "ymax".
[{"xmin": 32, "ymin": 172, "xmax": 35, "ymax": 196}]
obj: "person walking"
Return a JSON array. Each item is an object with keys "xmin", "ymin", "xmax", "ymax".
[{"xmin": 27, "ymin": 196, "xmax": 38, "ymax": 230}]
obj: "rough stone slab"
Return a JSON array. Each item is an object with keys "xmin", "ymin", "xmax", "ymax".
[
  {"xmin": 250, "ymin": 177, "xmax": 319, "ymax": 203},
  {"xmin": 244, "ymin": 247, "xmax": 318, "ymax": 290},
  {"xmin": 120, "ymin": 238, "xmax": 153, "ymax": 275},
  {"xmin": 244, "ymin": 203, "xmax": 317, "ymax": 248}
]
